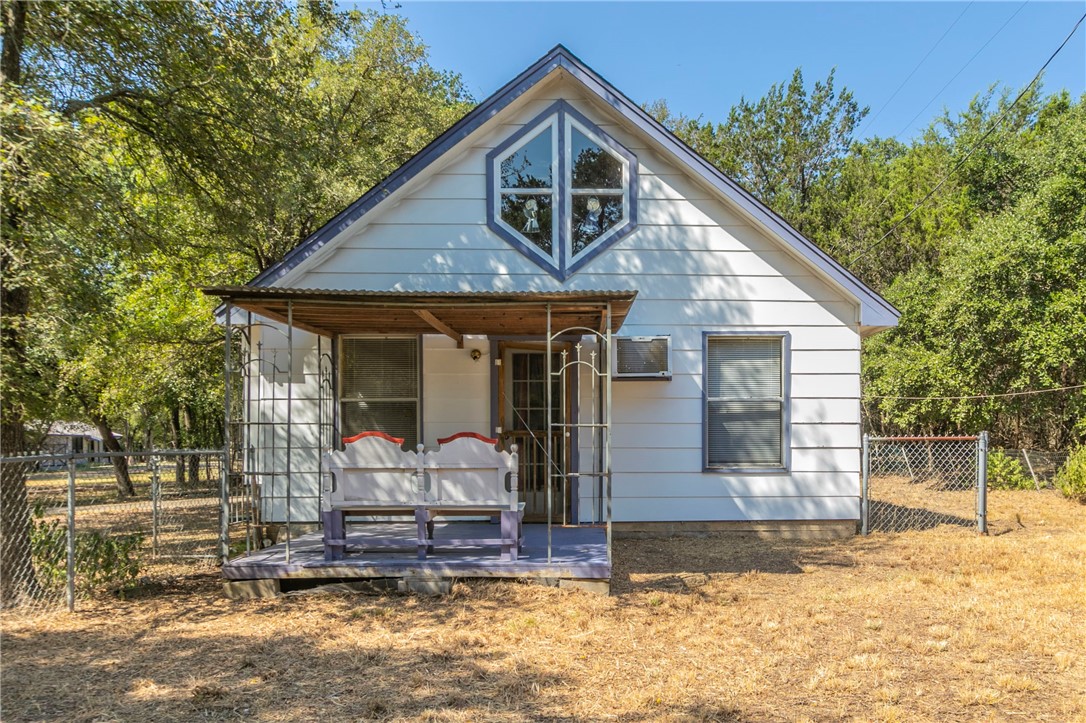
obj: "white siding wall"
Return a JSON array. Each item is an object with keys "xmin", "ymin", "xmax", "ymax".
[
  {"xmin": 277, "ymin": 78, "xmax": 863, "ymax": 523},
  {"xmin": 421, "ymin": 334, "xmax": 491, "ymax": 448},
  {"xmin": 248, "ymin": 322, "xmax": 326, "ymax": 523}
]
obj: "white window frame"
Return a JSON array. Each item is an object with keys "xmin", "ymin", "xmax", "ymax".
[
  {"xmin": 337, "ymin": 334, "xmax": 421, "ymax": 449},
  {"xmin": 703, "ymin": 331, "xmax": 791, "ymax": 473},
  {"xmin": 564, "ymin": 114, "xmax": 631, "ymax": 262},
  {"xmin": 485, "ymin": 100, "xmax": 638, "ymax": 281},
  {"xmin": 492, "ymin": 116, "xmax": 560, "ymax": 266}
]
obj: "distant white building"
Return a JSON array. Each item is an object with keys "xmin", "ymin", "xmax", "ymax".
[{"xmin": 42, "ymin": 421, "xmax": 120, "ymax": 459}]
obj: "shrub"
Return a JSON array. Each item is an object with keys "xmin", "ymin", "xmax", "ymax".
[
  {"xmin": 987, "ymin": 450, "xmax": 1032, "ymax": 490},
  {"xmin": 1055, "ymin": 447, "xmax": 1086, "ymax": 503},
  {"xmin": 29, "ymin": 507, "xmax": 145, "ymax": 595}
]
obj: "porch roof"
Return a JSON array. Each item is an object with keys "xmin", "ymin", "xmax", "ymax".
[{"xmin": 203, "ymin": 286, "xmax": 637, "ymax": 341}]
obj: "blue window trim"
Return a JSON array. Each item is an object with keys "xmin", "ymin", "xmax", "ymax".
[
  {"xmin": 702, "ymin": 330, "xmax": 792, "ymax": 474},
  {"xmin": 486, "ymin": 100, "xmax": 638, "ymax": 281}
]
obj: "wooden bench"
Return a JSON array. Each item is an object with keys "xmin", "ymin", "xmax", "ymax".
[
  {"xmin": 321, "ymin": 431, "xmax": 521, "ymax": 562},
  {"xmin": 321, "ymin": 431, "xmax": 423, "ymax": 561},
  {"xmin": 423, "ymin": 432, "xmax": 522, "ymax": 562}
]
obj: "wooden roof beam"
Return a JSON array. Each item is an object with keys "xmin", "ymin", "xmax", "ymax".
[
  {"xmin": 414, "ymin": 309, "xmax": 464, "ymax": 348},
  {"xmin": 235, "ymin": 303, "xmax": 334, "ymax": 338}
]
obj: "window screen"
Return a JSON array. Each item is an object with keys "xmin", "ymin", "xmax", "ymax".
[
  {"xmin": 340, "ymin": 337, "xmax": 418, "ymax": 448},
  {"xmin": 705, "ymin": 336, "xmax": 785, "ymax": 468}
]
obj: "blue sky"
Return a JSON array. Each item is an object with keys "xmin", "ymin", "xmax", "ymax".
[{"xmin": 350, "ymin": 1, "xmax": 1085, "ymax": 143}]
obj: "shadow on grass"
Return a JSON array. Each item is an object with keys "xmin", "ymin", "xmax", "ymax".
[
  {"xmin": 867, "ymin": 498, "xmax": 974, "ymax": 533},
  {"xmin": 2, "ymin": 587, "xmax": 568, "ymax": 722},
  {"xmin": 610, "ymin": 535, "xmax": 859, "ymax": 596}
]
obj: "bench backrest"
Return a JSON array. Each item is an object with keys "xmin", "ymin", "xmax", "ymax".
[
  {"xmin": 322, "ymin": 432, "xmax": 421, "ymax": 512},
  {"xmin": 423, "ymin": 433, "xmax": 519, "ymax": 510}
]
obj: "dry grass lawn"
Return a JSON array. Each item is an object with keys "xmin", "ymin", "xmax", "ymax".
[{"xmin": 2, "ymin": 489, "xmax": 1084, "ymax": 722}]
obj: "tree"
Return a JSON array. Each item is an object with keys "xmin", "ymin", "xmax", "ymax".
[
  {"xmin": 863, "ymin": 94, "xmax": 1086, "ymax": 447},
  {"xmin": 1, "ymin": 0, "xmax": 470, "ymax": 603},
  {"xmin": 1, "ymin": 0, "xmax": 39, "ymax": 604},
  {"xmin": 650, "ymin": 68, "xmax": 868, "ymax": 235}
]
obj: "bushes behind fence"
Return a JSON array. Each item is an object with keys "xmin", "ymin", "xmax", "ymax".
[
  {"xmin": 1055, "ymin": 447, "xmax": 1086, "ymax": 503},
  {"xmin": 29, "ymin": 506, "xmax": 144, "ymax": 596},
  {"xmin": 987, "ymin": 450, "xmax": 1033, "ymax": 490}
]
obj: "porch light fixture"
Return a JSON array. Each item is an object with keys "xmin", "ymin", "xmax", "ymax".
[
  {"xmin": 470, "ymin": 348, "xmax": 482, "ymax": 361},
  {"xmin": 486, "ymin": 100, "xmax": 638, "ymax": 281}
]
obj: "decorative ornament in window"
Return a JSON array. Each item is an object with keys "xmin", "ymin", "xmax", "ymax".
[{"xmin": 487, "ymin": 101, "xmax": 637, "ymax": 280}]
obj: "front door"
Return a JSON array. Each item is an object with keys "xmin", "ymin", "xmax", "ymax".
[{"xmin": 499, "ymin": 345, "xmax": 568, "ymax": 522}]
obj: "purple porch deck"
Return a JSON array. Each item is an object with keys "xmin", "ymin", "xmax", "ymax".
[{"xmin": 222, "ymin": 523, "xmax": 610, "ymax": 582}]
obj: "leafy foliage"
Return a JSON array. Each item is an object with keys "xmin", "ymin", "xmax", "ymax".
[
  {"xmin": 3, "ymin": 1, "xmax": 471, "ymax": 453},
  {"xmin": 862, "ymin": 94, "xmax": 1086, "ymax": 447},
  {"xmin": 1055, "ymin": 446, "xmax": 1086, "ymax": 503},
  {"xmin": 29, "ymin": 506, "xmax": 144, "ymax": 595},
  {"xmin": 654, "ymin": 69, "xmax": 1084, "ymax": 449},
  {"xmin": 650, "ymin": 68, "xmax": 867, "ymax": 236},
  {"xmin": 986, "ymin": 450, "xmax": 1032, "ymax": 490}
]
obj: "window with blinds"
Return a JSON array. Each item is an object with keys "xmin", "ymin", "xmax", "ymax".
[
  {"xmin": 704, "ymin": 335, "xmax": 785, "ymax": 469},
  {"xmin": 339, "ymin": 337, "xmax": 418, "ymax": 448}
]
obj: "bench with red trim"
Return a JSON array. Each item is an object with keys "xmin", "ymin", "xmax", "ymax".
[
  {"xmin": 321, "ymin": 431, "xmax": 520, "ymax": 561},
  {"xmin": 424, "ymin": 434, "xmax": 522, "ymax": 562}
]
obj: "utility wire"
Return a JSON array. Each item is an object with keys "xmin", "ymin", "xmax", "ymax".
[
  {"xmin": 893, "ymin": 1, "xmax": 1028, "ymax": 140},
  {"xmin": 865, "ymin": 383, "xmax": 1086, "ymax": 402},
  {"xmin": 850, "ymin": 9, "xmax": 1086, "ymax": 265},
  {"xmin": 856, "ymin": 1, "xmax": 974, "ymax": 140}
]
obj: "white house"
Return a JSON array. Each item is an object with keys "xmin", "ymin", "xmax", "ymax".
[
  {"xmin": 208, "ymin": 46, "xmax": 899, "ymax": 550},
  {"xmin": 41, "ymin": 421, "xmax": 120, "ymax": 460}
]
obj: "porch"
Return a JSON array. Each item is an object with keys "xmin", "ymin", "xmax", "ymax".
[
  {"xmin": 204, "ymin": 286, "xmax": 635, "ymax": 589},
  {"xmin": 222, "ymin": 522, "xmax": 609, "ymax": 583}
]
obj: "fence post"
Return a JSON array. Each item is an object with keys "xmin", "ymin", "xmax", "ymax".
[
  {"xmin": 222, "ymin": 300, "xmax": 233, "ymax": 566},
  {"xmin": 977, "ymin": 431, "xmax": 989, "ymax": 534},
  {"xmin": 66, "ymin": 456, "xmax": 76, "ymax": 613},
  {"xmin": 150, "ymin": 455, "xmax": 161, "ymax": 557},
  {"xmin": 1022, "ymin": 449, "xmax": 1041, "ymax": 490},
  {"xmin": 861, "ymin": 434, "xmax": 870, "ymax": 535}
]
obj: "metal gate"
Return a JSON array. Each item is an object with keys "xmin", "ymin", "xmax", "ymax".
[{"xmin": 861, "ymin": 433, "xmax": 988, "ymax": 534}]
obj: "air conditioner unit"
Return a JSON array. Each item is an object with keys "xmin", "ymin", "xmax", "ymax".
[{"xmin": 614, "ymin": 336, "xmax": 672, "ymax": 380}]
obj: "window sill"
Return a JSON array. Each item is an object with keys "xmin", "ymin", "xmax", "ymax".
[{"xmin": 703, "ymin": 466, "xmax": 789, "ymax": 475}]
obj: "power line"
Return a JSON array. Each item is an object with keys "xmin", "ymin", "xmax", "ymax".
[
  {"xmin": 856, "ymin": 1, "xmax": 974, "ymax": 140},
  {"xmin": 893, "ymin": 1, "xmax": 1028, "ymax": 140},
  {"xmin": 849, "ymin": 9, "xmax": 1086, "ymax": 265},
  {"xmin": 858, "ymin": 2, "xmax": 1029, "ymax": 229},
  {"xmin": 865, "ymin": 383, "xmax": 1086, "ymax": 402}
]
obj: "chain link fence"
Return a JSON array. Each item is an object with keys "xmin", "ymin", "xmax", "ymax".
[
  {"xmin": 862, "ymin": 434, "xmax": 988, "ymax": 534},
  {"xmin": 0, "ymin": 450, "xmax": 229, "ymax": 616},
  {"xmin": 992, "ymin": 449, "xmax": 1070, "ymax": 489}
]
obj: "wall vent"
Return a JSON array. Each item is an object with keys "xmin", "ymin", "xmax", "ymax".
[{"xmin": 614, "ymin": 336, "xmax": 671, "ymax": 380}]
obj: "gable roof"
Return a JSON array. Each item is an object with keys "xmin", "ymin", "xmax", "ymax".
[{"xmin": 246, "ymin": 45, "xmax": 899, "ymax": 330}]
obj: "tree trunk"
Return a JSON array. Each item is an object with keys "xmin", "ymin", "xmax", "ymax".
[
  {"xmin": 169, "ymin": 405, "xmax": 183, "ymax": 485},
  {"xmin": 0, "ymin": 0, "xmax": 41, "ymax": 606},
  {"xmin": 0, "ymin": 417, "xmax": 37, "ymax": 606},
  {"xmin": 182, "ymin": 405, "xmax": 199, "ymax": 487},
  {"xmin": 90, "ymin": 415, "xmax": 135, "ymax": 498}
]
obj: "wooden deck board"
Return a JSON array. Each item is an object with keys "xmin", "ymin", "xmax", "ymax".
[{"xmin": 222, "ymin": 523, "xmax": 610, "ymax": 581}]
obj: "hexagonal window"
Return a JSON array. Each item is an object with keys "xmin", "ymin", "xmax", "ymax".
[{"xmin": 487, "ymin": 101, "xmax": 637, "ymax": 280}]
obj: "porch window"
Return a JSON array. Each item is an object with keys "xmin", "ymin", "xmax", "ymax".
[
  {"xmin": 487, "ymin": 101, "xmax": 637, "ymax": 280},
  {"xmin": 339, "ymin": 337, "xmax": 418, "ymax": 449},
  {"xmin": 704, "ymin": 335, "xmax": 787, "ymax": 470}
]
